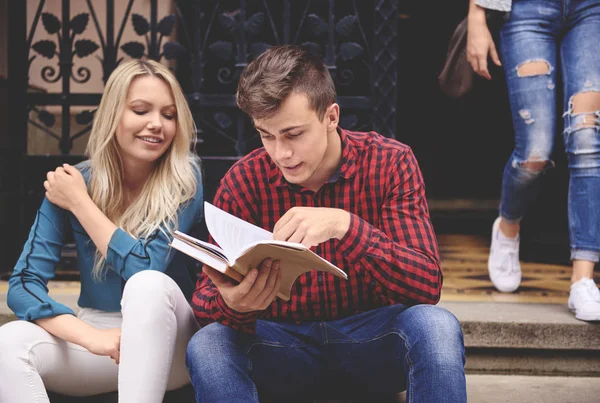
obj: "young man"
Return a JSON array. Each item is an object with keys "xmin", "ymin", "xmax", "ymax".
[{"xmin": 186, "ymin": 45, "xmax": 466, "ymax": 403}]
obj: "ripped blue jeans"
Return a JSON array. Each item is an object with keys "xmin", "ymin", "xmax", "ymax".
[{"xmin": 498, "ymin": 0, "xmax": 600, "ymax": 262}]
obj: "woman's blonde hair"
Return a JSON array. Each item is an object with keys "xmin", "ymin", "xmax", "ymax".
[{"xmin": 86, "ymin": 59, "xmax": 199, "ymax": 280}]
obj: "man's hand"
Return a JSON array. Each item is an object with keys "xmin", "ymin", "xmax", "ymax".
[
  {"xmin": 44, "ymin": 164, "xmax": 89, "ymax": 212},
  {"xmin": 273, "ymin": 207, "xmax": 350, "ymax": 247},
  {"xmin": 83, "ymin": 328, "xmax": 121, "ymax": 364},
  {"xmin": 204, "ymin": 258, "xmax": 281, "ymax": 313}
]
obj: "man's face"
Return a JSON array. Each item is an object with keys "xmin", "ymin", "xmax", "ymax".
[{"xmin": 254, "ymin": 92, "xmax": 339, "ymax": 191}]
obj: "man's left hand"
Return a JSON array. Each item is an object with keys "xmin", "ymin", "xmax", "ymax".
[{"xmin": 273, "ymin": 207, "xmax": 350, "ymax": 247}]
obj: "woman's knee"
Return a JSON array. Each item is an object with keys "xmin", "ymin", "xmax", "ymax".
[
  {"xmin": 122, "ymin": 270, "xmax": 177, "ymax": 309},
  {"xmin": 564, "ymin": 91, "xmax": 600, "ymax": 159}
]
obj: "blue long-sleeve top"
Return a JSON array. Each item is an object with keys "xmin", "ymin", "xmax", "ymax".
[{"xmin": 8, "ymin": 160, "xmax": 204, "ymax": 321}]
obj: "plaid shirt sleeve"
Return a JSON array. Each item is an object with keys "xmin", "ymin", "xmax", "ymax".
[
  {"xmin": 337, "ymin": 147, "xmax": 442, "ymax": 304},
  {"xmin": 189, "ymin": 181, "xmax": 260, "ymax": 334}
]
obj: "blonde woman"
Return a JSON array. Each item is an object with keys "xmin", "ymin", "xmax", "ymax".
[{"xmin": 0, "ymin": 59, "xmax": 203, "ymax": 402}]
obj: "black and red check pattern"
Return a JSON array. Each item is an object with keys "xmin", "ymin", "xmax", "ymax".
[{"xmin": 191, "ymin": 129, "xmax": 442, "ymax": 333}]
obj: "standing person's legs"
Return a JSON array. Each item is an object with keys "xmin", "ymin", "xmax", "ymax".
[
  {"xmin": 325, "ymin": 304, "xmax": 466, "ymax": 403},
  {"xmin": 560, "ymin": 0, "xmax": 600, "ymax": 320},
  {"xmin": 118, "ymin": 270, "xmax": 199, "ymax": 402},
  {"xmin": 186, "ymin": 320, "xmax": 325, "ymax": 403},
  {"xmin": 0, "ymin": 312, "xmax": 121, "ymax": 402},
  {"xmin": 489, "ymin": 0, "xmax": 561, "ymax": 292}
]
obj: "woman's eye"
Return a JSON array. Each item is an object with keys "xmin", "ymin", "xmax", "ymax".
[
  {"xmin": 163, "ymin": 114, "xmax": 175, "ymax": 120},
  {"xmin": 133, "ymin": 110, "xmax": 147, "ymax": 116}
]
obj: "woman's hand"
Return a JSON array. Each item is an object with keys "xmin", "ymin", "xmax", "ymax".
[
  {"xmin": 467, "ymin": 5, "xmax": 501, "ymax": 80},
  {"xmin": 83, "ymin": 327, "xmax": 122, "ymax": 364},
  {"xmin": 44, "ymin": 164, "xmax": 89, "ymax": 212}
]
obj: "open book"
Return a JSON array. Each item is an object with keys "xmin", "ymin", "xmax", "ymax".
[{"xmin": 170, "ymin": 202, "xmax": 347, "ymax": 301}]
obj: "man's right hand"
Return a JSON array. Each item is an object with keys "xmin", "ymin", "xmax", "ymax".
[{"xmin": 203, "ymin": 259, "xmax": 282, "ymax": 312}]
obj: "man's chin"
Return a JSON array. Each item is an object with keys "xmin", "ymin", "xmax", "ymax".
[{"xmin": 282, "ymin": 172, "xmax": 307, "ymax": 185}]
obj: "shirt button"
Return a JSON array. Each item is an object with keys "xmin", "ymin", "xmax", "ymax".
[
  {"xmin": 370, "ymin": 280, "xmax": 376, "ymax": 286},
  {"xmin": 317, "ymin": 274, "xmax": 323, "ymax": 283}
]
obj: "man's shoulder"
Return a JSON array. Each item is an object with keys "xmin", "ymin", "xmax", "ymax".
[
  {"xmin": 345, "ymin": 129, "xmax": 412, "ymax": 158},
  {"xmin": 221, "ymin": 147, "xmax": 271, "ymax": 185}
]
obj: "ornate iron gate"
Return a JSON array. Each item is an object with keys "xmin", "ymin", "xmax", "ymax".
[{"xmin": 3, "ymin": 0, "xmax": 398, "ymax": 273}]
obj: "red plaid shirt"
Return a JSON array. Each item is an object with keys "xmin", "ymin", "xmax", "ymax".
[{"xmin": 191, "ymin": 129, "xmax": 442, "ymax": 333}]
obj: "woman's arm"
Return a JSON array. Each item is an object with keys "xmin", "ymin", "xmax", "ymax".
[
  {"xmin": 467, "ymin": 0, "xmax": 502, "ymax": 80},
  {"xmin": 35, "ymin": 315, "xmax": 122, "ymax": 363},
  {"xmin": 8, "ymin": 199, "xmax": 74, "ymax": 320},
  {"xmin": 44, "ymin": 163, "xmax": 204, "ymax": 280},
  {"xmin": 7, "ymin": 196, "xmax": 121, "ymax": 361},
  {"xmin": 44, "ymin": 164, "xmax": 117, "ymax": 258}
]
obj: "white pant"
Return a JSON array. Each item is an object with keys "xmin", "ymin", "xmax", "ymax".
[{"xmin": 0, "ymin": 270, "xmax": 199, "ymax": 403}]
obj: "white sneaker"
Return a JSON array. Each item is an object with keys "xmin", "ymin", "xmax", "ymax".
[
  {"xmin": 568, "ymin": 278, "xmax": 600, "ymax": 321},
  {"xmin": 488, "ymin": 217, "xmax": 522, "ymax": 292}
]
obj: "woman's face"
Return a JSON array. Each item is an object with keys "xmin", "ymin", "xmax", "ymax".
[{"xmin": 115, "ymin": 75, "xmax": 177, "ymax": 167}]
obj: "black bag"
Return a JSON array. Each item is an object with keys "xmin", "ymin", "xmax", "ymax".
[{"xmin": 438, "ymin": 11, "xmax": 507, "ymax": 99}]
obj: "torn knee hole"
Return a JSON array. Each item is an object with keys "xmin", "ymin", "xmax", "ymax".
[
  {"xmin": 517, "ymin": 61, "xmax": 550, "ymax": 77},
  {"xmin": 521, "ymin": 160, "xmax": 548, "ymax": 171},
  {"xmin": 575, "ymin": 114, "xmax": 599, "ymax": 129},
  {"xmin": 571, "ymin": 92, "xmax": 600, "ymax": 122}
]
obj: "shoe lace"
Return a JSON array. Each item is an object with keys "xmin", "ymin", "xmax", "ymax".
[{"xmin": 497, "ymin": 242, "xmax": 519, "ymax": 274}]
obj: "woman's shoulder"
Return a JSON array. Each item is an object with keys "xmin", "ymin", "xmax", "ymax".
[{"xmin": 74, "ymin": 160, "xmax": 92, "ymax": 183}]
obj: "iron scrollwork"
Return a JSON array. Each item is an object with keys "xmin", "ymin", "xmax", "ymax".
[
  {"xmin": 30, "ymin": 11, "xmax": 99, "ymax": 85},
  {"xmin": 23, "ymin": 0, "xmax": 397, "ymax": 155}
]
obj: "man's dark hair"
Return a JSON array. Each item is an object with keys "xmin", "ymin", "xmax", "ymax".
[{"xmin": 236, "ymin": 45, "xmax": 337, "ymax": 120}]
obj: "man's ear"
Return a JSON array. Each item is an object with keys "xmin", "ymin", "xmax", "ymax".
[{"xmin": 325, "ymin": 103, "xmax": 340, "ymax": 132}]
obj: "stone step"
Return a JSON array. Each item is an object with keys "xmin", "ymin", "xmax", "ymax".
[
  {"xmin": 45, "ymin": 374, "xmax": 600, "ymax": 403},
  {"xmin": 3, "ymin": 289, "xmax": 600, "ymax": 377},
  {"xmin": 439, "ymin": 301, "xmax": 600, "ymax": 375},
  {"xmin": 465, "ymin": 374, "xmax": 600, "ymax": 403}
]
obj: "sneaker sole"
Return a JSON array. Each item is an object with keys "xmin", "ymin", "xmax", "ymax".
[{"xmin": 571, "ymin": 308, "xmax": 600, "ymax": 322}]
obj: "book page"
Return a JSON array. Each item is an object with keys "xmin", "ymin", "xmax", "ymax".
[
  {"xmin": 170, "ymin": 238, "xmax": 228, "ymax": 272},
  {"xmin": 204, "ymin": 202, "xmax": 273, "ymax": 261},
  {"xmin": 173, "ymin": 230, "xmax": 228, "ymax": 261}
]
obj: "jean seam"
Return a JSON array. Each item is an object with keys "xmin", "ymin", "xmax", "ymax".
[
  {"xmin": 392, "ymin": 330, "xmax": 413, "ymax": 403},
  {"xmin": 245, "ymin": 341, "xmax": 288, "ymax": 356},
  {"xmin": 26, "ymin": 349, "xmax": 41, "ymax": 403},
  {"xmin": 27, "ymin": 339, "xmax": 93, "ymax": 399},
  {"xmin": 323, "ymin": 323, "xmax": 358, "ymax": 344},
  {"xmin": 347, "ymin": 329, "xmax": 412, "ymax": 400}
]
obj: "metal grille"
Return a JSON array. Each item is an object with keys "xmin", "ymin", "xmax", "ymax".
[{"xmin": 3, "ymin": 0, "xmax": 398, "ymax": 273}]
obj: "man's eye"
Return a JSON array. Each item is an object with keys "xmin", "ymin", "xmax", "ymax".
[{"xmin": 289, "ymin": 132, "xmax": 303, "ymax": 137}]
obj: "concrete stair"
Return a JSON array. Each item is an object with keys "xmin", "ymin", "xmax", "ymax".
[
  {"xmin": 2, "ymin": 291, "xmax": 600, "ymax": 402},
  {"xmin": 438, "ymin": 301, "xmax": 600, "ymax": 376}
]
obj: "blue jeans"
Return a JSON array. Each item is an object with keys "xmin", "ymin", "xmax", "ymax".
[
  {"xmin": 185, "ymin": 305, "xmax": 466, "ymax": 403},
  {"xmin": 498, "ymin": 0, "xmax": 600, "ymax": 261}
]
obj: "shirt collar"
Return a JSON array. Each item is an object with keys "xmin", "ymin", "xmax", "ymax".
[{"xmin": 268, "ymin": 127, "xmax": 358, "ymax": 189}]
